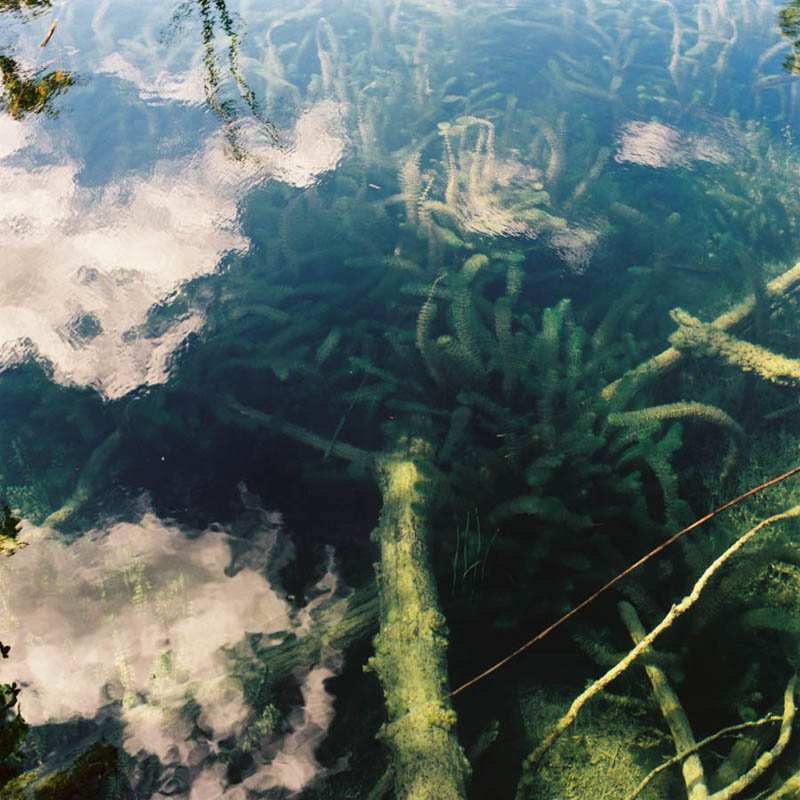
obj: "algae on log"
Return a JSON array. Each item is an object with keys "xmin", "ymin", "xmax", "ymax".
[
  {"xmin": 601, "ymin": 260, "xmax": 800, "ymax": 402},
  {"xmin": 228, "ymin": 404, "xmax": 469, "ymax": 798},
  {"xmin": 3, "ymin": 738, "xmax": 134, "ymax": 799},
  {"xmin": 367, "ymin": 443, "xmax": 470, "ymax": 800}
]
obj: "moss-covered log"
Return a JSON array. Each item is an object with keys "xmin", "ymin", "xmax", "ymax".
[
  {"xmin": 3, "ymin": 738, "xmax": 134, "ymax": 799},
  {"xmin": 602, "ymin": 260, "xmax": 800, "ymax": 401},
  {"xmin": 367, "ymin": 442, "xmax": 470, "ymax": 800},
  {"xmin": 225, "ymin": 406, "xmax": 469, "ymax": 797}
]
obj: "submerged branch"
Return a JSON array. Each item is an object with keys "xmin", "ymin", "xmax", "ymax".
[
  {"xmin": 228, "ymin": 401, "xmax": 373, "ymax": 465},
  {"xmin": 624, "ymin": 714, "xmax": 783, "ymax": 800},
  {"xmin": 602, "ymin": 261, "xmax": 800, "ymax": 401},
  {"xmin": 517, "ymin": 505, "xmax": 800, "ymax": 781},
  {"xmin": 619, "ymin": 601, "xmax": 708, "ymax": 800}
]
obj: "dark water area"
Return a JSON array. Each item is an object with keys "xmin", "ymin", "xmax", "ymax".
[{"xmin": 4, "ymin": 0, "xmax": 800, "ymax": 797}]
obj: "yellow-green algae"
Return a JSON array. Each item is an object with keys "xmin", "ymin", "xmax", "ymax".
[
  {"xmin": 367, "ymin": 442, "xmax": 470, "ymax": 800},
  {"xmin": 670, "ymin": 308, "xmax": 800, "ymax": 386}
]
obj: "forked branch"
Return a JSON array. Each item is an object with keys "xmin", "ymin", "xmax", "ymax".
[{"xmin": 517, "ymin": 504, "xmax": 800, "ymax": 788}]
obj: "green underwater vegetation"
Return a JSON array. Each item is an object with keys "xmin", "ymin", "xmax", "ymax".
[
  {"xmin": 202, "ymin": 173, "xmax": 800, "ymax": 796},
  {"xmin": 8, "ymin": 0, "xmax": 800, "ymax": 797}
]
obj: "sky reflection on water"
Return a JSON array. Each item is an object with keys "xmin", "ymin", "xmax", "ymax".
[
  {"xmin": 0, "ymin": 0, "xmax": 351, "ymax": 398},
  {"xmin": 5, "ymin": 0, "xmax": 800, "ymax": 797}
]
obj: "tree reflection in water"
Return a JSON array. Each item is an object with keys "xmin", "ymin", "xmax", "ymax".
[
  {"xmin": 0, "ymin": 0, "xmax": 50, "ymax": 14},
  {"xmin": 0, "ymin": 55, "xmax": 73, "ymax": 120},
  {"xmin": 166, "ymin": 0, "xmax": 282, "ymax": 158},
  {"xmin": 0, "ymin": 0, "xmax": 74, "ymax": 120},
  {"xmin": 0, "ymin": 0, "xmax": 279, "ymax": 149}
]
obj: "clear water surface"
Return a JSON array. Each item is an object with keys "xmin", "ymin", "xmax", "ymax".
[{"xmin": 2, "ymin": 0, "xmax": 800, "ymax": 797}]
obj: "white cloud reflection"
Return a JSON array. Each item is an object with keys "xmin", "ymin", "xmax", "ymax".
[
  {"xmin": 245, "ymin": 99, "xmax": 348, "ymax": 189},
  {"xmin": 0, "ymin": 102, "xmax": 347, "ymax": 399},
  {"xmin": 0, "ymin": 99, "xmax": 349, "ymax": 399},
  {"xmin": 1, "ymin": 3, "xmax": 349, "ymax": 400},
  {"xmin": 0, "ymin": 495, "xmax": 345, "ymax": 797},
  {"xmin": 615, "ymin": 119, "xmax": 736, "ymax": 169},
  {"xmin": 0, "ymin": 124, "xmax": 249, "ymax": 399},
  {"xmin": 96, "ymin": 45, "xmax": 349, "ymax": 190},
  {"xmin": 98, "ymin": 52, "xmax": 208, "ymax": 105}
]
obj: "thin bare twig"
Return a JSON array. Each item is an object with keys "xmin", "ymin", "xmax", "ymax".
[
  {"xmin": 40, "ymin": 21, "xmax": 57, "ymax": 49},
  {"xmin": 624, "ymin": 715, "xmax": 783, "ymax": 800},
  {"xmin": 517, "ymin": 505, "xmax": 800, "ymax": 776},
  {"xmin": 448, "ymin": 466, "xmax": 800, "ymax": 700}
]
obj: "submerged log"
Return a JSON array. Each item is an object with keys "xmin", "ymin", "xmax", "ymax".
[
  {"xmin": 227, "ymin": 406, "xmax": 469, "ymax": 798},
  {"xmin": 602, "ymin": 260, "xmax": 800, "ymax": 402},
  {"xmin": 367, "ymin": 442, "xmax": 470, "ymax": 800}
]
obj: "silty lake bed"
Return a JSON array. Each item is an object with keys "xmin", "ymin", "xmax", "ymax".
[{"xmin": 3, "ymin": 0, "xmax": 800, "ymax": 797}]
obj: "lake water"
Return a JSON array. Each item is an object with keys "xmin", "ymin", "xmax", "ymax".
[{"xmin": 3, "ymin": 0, "xmax": 800, "ymax": 797}]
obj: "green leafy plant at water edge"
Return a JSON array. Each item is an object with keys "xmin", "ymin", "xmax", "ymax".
[
  {"xmin": 0, "ymin": 504, "xmax": 20, "ymax": 540},
  {"xmin": 0, "ymin": 499, "xmax": 30, "ymax": 558},
  {"xmin": 0, "ymin": 671, "xmax": 28, "ymax": 789},
  {"xmin": 0, "ymin": 55, "xmax": 73, "ymax": 121},
  {"xmin": 0, "ymin": 504, "xmax": 29, "ymax": 791}
]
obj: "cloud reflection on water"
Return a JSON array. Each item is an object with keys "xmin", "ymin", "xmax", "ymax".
[
  {"xmin": 0, "ymin": 499, "xmax": 344, "ymax": 797},
  {"xmin": 0, "ymin": 91, "xmax": 347, "ymax": 399},
  {"xmin": 0, "ymin": 115, "xmax": 248, "ymax": 398}
]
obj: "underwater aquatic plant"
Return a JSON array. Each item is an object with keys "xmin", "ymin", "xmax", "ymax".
[
  {"xmin": 332, "ymin": 256, "xmax": 742, "ymax": 619},
  {"xmin": 517, "ymin": 499, "xmax": 800, "ymax": 800},
  {"xmin": 220, "ymin": 252, "xmax": 748, "ymax": 799},
  {"xmin": 14, "ymin": 3, "xmax": 800, "ymax": 797},
  {"xmin": 212, "ymin": 230, "xmax": 800, "ymax": 800}
]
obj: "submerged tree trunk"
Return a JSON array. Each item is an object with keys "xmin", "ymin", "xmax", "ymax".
[
  {"xmin": 227, "ymin": 406, "xmax": 469, "ymax": 798},
  {"xmin": 367, "ymin": 442, "xmax": 470, "ymax": 800}
]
